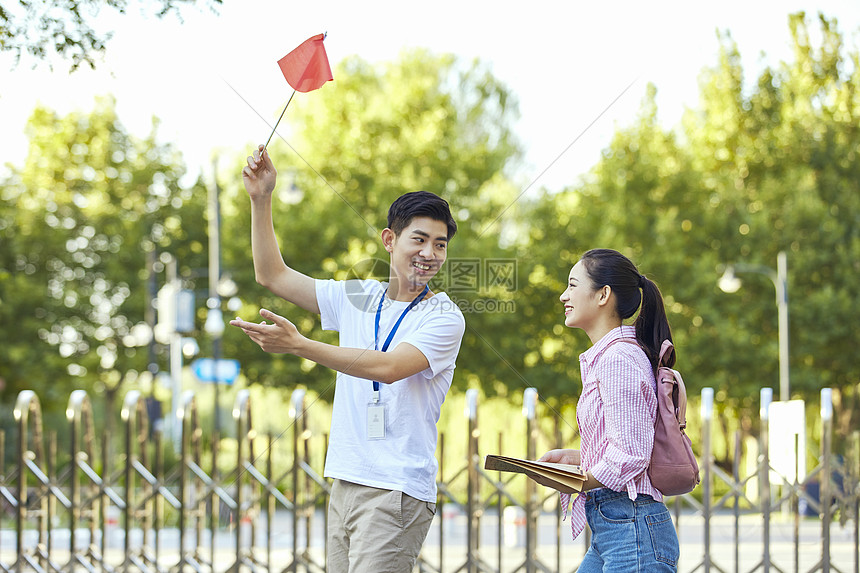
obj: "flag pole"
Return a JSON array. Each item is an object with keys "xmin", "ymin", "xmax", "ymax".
[{"xmin": 262, "ymin": 89, "xmax": 296, "ymax": 151}]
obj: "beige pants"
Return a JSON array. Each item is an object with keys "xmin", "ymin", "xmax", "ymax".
[{"xmin": 327, "ymin": 479, "xmax": 436, "ymax": 573}]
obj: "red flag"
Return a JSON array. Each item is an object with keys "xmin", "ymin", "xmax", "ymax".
[{"xmin": 277, "ymin": 33, "xmax": 333, "ymax": 93}]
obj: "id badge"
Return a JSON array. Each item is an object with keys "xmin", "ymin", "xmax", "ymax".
[{"xmin": 367, "ymin": 403, "xmax": 386, "ymax": 440}]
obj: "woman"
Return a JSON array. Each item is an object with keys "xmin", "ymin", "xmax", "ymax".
[{"xmin": 538, "ymin": 248, "xmax": 680, "ymax": 571}]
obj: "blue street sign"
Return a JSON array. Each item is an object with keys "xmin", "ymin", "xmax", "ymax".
[{"xmin": 192, "ymin": 358, "xmax": 241, "ymax": 385}]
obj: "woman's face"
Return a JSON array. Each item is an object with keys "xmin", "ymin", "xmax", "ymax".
[{"xmin": 559, "ymin": 260, "xmax": 603, "ymax": 330}]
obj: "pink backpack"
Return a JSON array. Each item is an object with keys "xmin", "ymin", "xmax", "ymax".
[{"xmin": 598, "ymin": 338, "xmax": 700, "ymax": 496}]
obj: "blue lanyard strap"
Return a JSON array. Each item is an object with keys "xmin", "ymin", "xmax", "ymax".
[{"xmin": 373, "ymin": 284, "xmax": 430, "ymax": 392}]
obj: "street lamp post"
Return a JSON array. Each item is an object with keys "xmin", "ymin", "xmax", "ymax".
[
  {"xmin": 204, "ymin": 161, "xmax": 243, "ymax": 434},
  {"xmin": 718, "ymin": 251, "xmax": 790, "ymax": 401},
  {"xmin": 207, "ymin": 159, "xmax": 224, "ymax": 434}
]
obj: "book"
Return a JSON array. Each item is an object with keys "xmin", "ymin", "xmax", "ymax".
[{"xmin": 484, "ymin": 454, "xmax": 587, "ymax": 492}]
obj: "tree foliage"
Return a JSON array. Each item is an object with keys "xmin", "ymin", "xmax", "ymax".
[
  {"xmin": 515, "ymin": 13, "xmax": 860, "ymax": 441},
  {"xmin": 0, "ymin": 0, "xmax": 221, "ymax": 70},
  {"xmin": 0, "ymin": 96, "xmax": 208, "ymax": 427}
]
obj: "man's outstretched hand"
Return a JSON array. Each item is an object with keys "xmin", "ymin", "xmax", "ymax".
[
  {"xmin": 242, "ymin": 144, "xmax": 278, "ymax": 201},
  {"xmin": 230, "ymin": 309, "xmax": 304, "ymax": 354}
]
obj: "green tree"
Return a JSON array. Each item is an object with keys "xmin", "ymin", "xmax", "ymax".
[
  {"xmin": 512, "ymin": 12, "xmax": 860, "ymax": 451},
  {"xmin": 678, "ymin": 12, "xmax": 860, "ymax": 428},
  {"xmin": 0, "ymin": 96, "xmax": 208, "ymax": 426}
]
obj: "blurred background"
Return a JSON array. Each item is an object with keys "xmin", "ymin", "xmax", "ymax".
[{"xmin": 1, "ymin": 0, "xmax": 858, "ymax": 480}]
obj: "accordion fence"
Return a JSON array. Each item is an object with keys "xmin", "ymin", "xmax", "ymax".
[{"xmin": 0, "ymin": 386, "xmax": 857, "ymax": 573}]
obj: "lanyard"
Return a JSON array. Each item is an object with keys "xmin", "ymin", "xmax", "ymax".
[{"xmin": 372, "ymin": 284, "xmax": 430, "ymax": 398}]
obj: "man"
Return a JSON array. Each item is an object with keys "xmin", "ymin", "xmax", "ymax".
[{"xmin": 230, "ymin": 145, "xmax": 465, "ymax": 572}]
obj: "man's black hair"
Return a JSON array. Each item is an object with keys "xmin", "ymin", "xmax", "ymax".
[{"xmin": 387, "ymin": 191, "xmax": 457, "ymax": 240}]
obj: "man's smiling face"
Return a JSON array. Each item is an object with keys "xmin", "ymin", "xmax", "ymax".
[{"xmin": 384, "ymin": 216, "xmax": 449, "ymax": 297}]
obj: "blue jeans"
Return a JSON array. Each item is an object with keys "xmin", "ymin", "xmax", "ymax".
[{"xmin": 578, "ymin": 488, "xmax": 679, "ymax": 572}]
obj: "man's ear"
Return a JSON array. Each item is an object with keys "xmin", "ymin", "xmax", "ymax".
[{"xmin": 381, "ymin": 228, "xmax": 395, "ymax": 253}]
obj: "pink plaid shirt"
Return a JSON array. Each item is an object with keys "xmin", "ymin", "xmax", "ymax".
[{"xmin": 560, "ymin": 325, "xmax": 662, "ymax": 540}]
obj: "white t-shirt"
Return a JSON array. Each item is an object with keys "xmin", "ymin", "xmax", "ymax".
[{"xmin": 315, "ymin": 278, "xmax": 466, "ymax": 502}]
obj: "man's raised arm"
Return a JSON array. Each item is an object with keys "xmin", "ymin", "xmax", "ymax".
[{"xmin": 242, "ymin": 145, "xmax": 319, "ymax": 314}]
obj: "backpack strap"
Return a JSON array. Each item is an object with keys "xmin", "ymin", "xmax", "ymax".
[
  {"xmin": 655, "ymin": 339, "xmax": 685, "ymax": 424},
  {"xmin": 593, "ymin": 337, "xmax": 643, "ymax": 400},
  {"xmin": 599, "ymin": 337, "xmax": 640, "ymax": 357},
  {"xmin": 595, "ymin": 337, "xmax": 672, "ymax": 410},
  {"xmin": 657, "ymin": 365, "xmax": 687, "ymax": 429},
  {"xmin": 658, "ymin": 339, "xmax": 675, "ymax": 368}
]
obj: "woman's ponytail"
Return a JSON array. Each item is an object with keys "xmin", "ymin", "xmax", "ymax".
[{"xmin": 635, "ymin": 276, "xmax": 674, "ymax": 371}]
